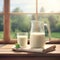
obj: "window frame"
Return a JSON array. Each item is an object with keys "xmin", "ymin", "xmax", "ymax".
[{"xmin": 0, "ymin": 0, "xmax": 60, "ymax": 44}]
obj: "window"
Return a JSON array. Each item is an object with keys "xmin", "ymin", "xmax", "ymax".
[
  {"xmin": 10, "ymin": 0, "xmax": 36, "ymax": 40},
  {"xmin": 0, "ymin": 0, "xmax": 4, "ymax": 40},
  {"xmin": 0, "ymin": 0, "xmax": 3, "ymax": 12},
  {"xmin": 0, "ymin": 0, "xmax": 60, "ymax": 44},
  {"xmin": 0, "ymin": 15, "xmax": 3, "ymax": 40},
  {"xmin": 10, "ymin": 14, "xmax": 31, "ymax": 39},
  {"xmin": 38, "ymin": 0, "xmax": 60, "ymax": 13},
  {"xmin": 10, "ymin": 0, "xmax": 36, "ymax": 13},
  {"xmin": 38, "ymin": 0, "xmax": 60, "ymax": 40}
]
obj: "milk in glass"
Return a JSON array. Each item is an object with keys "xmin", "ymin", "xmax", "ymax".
[
  {"xmin": 30, "ymin": 32, "xmax": 45, "ymax": 48},
  {"xmin": 17, "ymin": 35, "xmax": 27, "ymax": 48}
]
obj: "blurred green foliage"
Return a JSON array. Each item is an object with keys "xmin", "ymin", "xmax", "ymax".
[{"xmin": 0, "ymin": 7, "xmax": 60, "ymax": 39}]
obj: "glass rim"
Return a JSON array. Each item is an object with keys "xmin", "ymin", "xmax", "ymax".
[{"xmin": 17, "ymin": 32, "xmax": 28, "ymax": 35}]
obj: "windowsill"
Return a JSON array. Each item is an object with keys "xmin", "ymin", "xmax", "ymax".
[
  {"xmin": 0, "ymin": 40, "xmax": 17, "ymax": 44},
  {"xmin": 46, "ymin": 39, "xmax": 60, "ymax": 44},
  {"xmin": 0, "ymin": 39, "xmax": 60, "ymax": 44}
]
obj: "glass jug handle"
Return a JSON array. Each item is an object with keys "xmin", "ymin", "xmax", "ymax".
[{"xmin": 44, "ymin": 23, "xmax": 51, "ymax": 41}]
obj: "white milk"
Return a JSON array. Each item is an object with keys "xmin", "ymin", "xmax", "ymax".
[
  {"xmin": 30, "ymin": 32, "xmax": 45, "ymax": 48},
  {"xmin": 17, "ymin": 36, "xmax": 27, "ymax": 48}
]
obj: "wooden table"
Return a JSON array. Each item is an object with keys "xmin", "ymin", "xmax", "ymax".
[{"xmin": 0, "ymin": 44, "xmax": 60, "ymax": 60}]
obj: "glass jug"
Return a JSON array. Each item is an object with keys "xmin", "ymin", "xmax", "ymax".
[{"xmin": 30, "ymin": 20, "xmax": 51, "ymax": 48}]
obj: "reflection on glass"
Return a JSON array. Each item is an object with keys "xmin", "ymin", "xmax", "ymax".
[
  {"xmin": 10, "ymin": 0, "xmax": 36, "ymax": 13},
  {"xmin": 0, "ymin": 15, "xmax": 3, "ymax": 39},
  {"xmin": 0, "ymin": 0, "xmax": 3, "ymax": 12},
  {"xmin": 10, "ymin": 14, "xmax": 31, "ymax": 39},
  {"xmin": 38, "ymin": 0, "xmax": 60, "ymax": 13}
]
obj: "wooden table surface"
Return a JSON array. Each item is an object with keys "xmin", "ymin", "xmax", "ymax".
[{"xmin": 0, "ymin": 44, "xmax": 60, "ymax": 60}]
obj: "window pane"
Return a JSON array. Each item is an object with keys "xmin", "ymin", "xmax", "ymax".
[
  {"xmin": 10, "ymin": 14, "xmax": 32, "ymax": 39},
  {"xmin": 0, "ymin": 0, "xmax": 4, "ymax": 12},
  {"xmin": 38, "ymin": 14, "xmax": 60, "ymax": 40},
  {"xmin": 38, "ymin": 0, "xmax": 60, "ymax": 13},
  {"xmin": 10, "ymin": 0, "xmax": 36, "ymax": 13},
  {"xmin": 0, "ymin": 15, "xmax": 4, "ymax": 39}
]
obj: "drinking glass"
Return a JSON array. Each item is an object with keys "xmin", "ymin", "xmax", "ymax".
[{"xmin": 17, "ymin": 32, "xmax": 28, "ymax": 48}]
